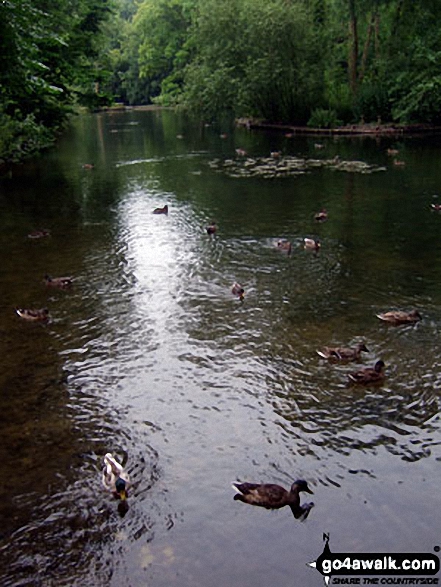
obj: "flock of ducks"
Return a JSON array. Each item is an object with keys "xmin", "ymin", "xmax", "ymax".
[
  {"xmin": 16, "ymin": 145, "xmax": 423, "ymax": 519},
  {"xmin": 15, "ymin": 234, "xmax": 74, "ymax": 323},
  {"xmin": 16, "ymin": 226, "xmax": 133, "ymax": 513},
  {"xmin": 150, "ymin": 193, "xmax": 422, "ymax": 516}
]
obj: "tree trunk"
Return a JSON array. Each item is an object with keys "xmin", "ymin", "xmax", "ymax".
[
  {"xmin": 359, "ymin": 11, "xmax": 375, "ymax": 84},
  {"xmin": 348, "ymin": 0, "xmax": 358, "ymax": 97}
]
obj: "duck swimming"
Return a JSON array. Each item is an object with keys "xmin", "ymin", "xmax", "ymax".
[
  {"xmin": 232, "ymin": 479, "xmax": 314, "ymax": 520},
  {"xmin": 276, "ymin": 240, "xmax": 292, "ymax": 255},
  {"xmin": 348, "ymin": 360, "xmax": 385, "ymax": 385},
  {"xmin": 15, "ymin": 308, "xmax": 50, "ymax": 322},
  {"xmin": 317, "ymin": 342, "xmax": 369, "ymax": 362},
  {"xmin": 304, "ymin": 237, "xmax": 321, "ymax": 252},
  {"xmin": 44, "ymin": 274, "xmax": 74, "ymax": 289},
  {"xmin": 206, "ymin": 221, "xmax": 217, "ymax": 235},
  {"xmin": 28, "ymin": 229, "xmax": 50, "ymax": 239},
  {"xmin": 314, "ymin": 209, "xmax": 328, "ymax": 222},
  {"xmin": 232, "ymin": 282, "xmax": 245, "ymax": 301},
  {"xmin": 102, "ymin": 453, "xmax": 130, "ymax": 502},
  {"xmin": 153, "ymin": 205, "xmax": 168, "ymax": 214},
  {"xmin": 376, "ymin": 310, "xmax": 421, "ymax": 325}
]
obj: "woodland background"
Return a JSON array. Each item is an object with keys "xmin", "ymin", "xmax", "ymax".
[{"xmin": 2, "ymin": 0, "xmax": 441, "ymax": 161}]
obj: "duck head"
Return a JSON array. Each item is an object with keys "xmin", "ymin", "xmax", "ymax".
[
  {"xmin": 374, "ymin": 360, "xmax": 385, "ymax": 373},
  {"xmin": 291, "ymin": 479, "xmax": 314, "ymax": 494},
  {"xmin": 115, "ymin": 476, "xmax": 128, "ymax": 500}
]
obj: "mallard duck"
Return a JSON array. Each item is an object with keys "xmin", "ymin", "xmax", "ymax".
[
  {"xmin": 348, "ymin": 360, "xmax": 385, "ymax": 385},
  {"xmin": 317, "ymin": 342, "xmax": 369, "ymax": 361},
  {"xmin": 277, "ymin": 240, "xmax": 292, "ymax": 255},
  {"xmin": 431, "ymin": 203, "xmax": 441, "ymax": 211},
  {"xmin": 206, "ymin": 221, "xmax": 217, "ymax": 235},
  {"xmin": 15, "ymin": 308, "xmax": 50, "ymax": 322},
  {"xmin": 235, "ymin": 148, "xmax": 247, "ymax": 157},
  {"xmin": 376, "ymin": 310, "xmax": 421, "ymax": 325},
  {"xmin": 153, "ymin": 205, "xmax": 168, "ymax": 215},
  {"xmin": 82, "ymin": 163, "xmax": 94, "ymax": 170},
  {"xmin": 28, "ymin": 229, "xmax": 50, "ymax": 239},
  {"xmin": 232, "ymin": 282, "xmax": 245, "ymax": 301},
  {"xmin": 44, "ymin": 274, "xmax": 74, "ymax": 289},
  {"xmin": 102, "ymin": 453, "xmax": 130, "ymax": 501},
  {"xmin": 393, "ymin": 159, "xmax": 405, "ymax": 166},
  {"xmin": 232, "ymin": 479, "xmax": 314, "ymax": 520},
  {"xmin": 304, "ymin": 237, "xmax": 321, "ymax": 251},
  {"xmin": 270, "ymin": 151, "xmax": 282, "ymax": 158},
  {"xmin": 314, "ymin": 209, "xmax": 328, "ymax": 222}
]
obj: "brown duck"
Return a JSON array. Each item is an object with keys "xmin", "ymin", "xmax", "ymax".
[
  {"xmin": 16, "ymin": 308, "xmax": 50, "ymax": 322},
  {"xmin": 304, "ymin": 237, "xmax": 320, "ymax": 252},
  {"xmin": 206, "ymin": 221, "xmax": 217, "ymax": 235},
  {"xmin": 232, "ymin": 479, "xmax": 314, "ymax": 519},
  {"xmin": 314, "ymin": 209, "xmax": 328, "ymax": 222},
  {"xmin": 277, "ymin": 240, "xmax": 292, "ymax": 255},
  {"xmin": 28, "ymin": 229, "xmax": 50, "ymax": 239},
  {"xmin": 348, "ymin": 360, "xmax": 385, "ymax": 385},
  {"xmin": 317, "ymin": 342, "xmax": 369, "ymax": 361},
  {"xmin": 153, "ymin": 205, "xmax": 168, "ymax": 214},
  {"xmin": 44, "ymin": 274, "xmax": 74, "ymax": 289},
  {"xmin": 376, "ymin": 310, "xmax": 421, "ymax": 325},
  {"xmin": 232, "ymin": 282, "xmax": 245, "ymax": 301}
]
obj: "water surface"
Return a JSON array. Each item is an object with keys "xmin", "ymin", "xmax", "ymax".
[{"xmin": 0, "ymin": 110, "xmax": 440, "ymax": 586}]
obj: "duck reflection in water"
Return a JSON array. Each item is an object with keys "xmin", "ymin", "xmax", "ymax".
[
  {"xmin": 102, "ymin": 453, "xmax": 131, "ymax": 517},
  {"xmin": 232, "ymin": 479, "xmax": 314, "ymax": 520}
]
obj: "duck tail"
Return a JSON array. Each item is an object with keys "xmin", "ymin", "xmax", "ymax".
[{"xmin": 104, "ymin": 453, "xmax": 124, "ymax": 475}]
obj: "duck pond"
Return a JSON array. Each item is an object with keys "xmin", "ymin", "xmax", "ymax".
[{"xmin": 0, "ymin": 109, "xmax": 441, "ymax": 587}]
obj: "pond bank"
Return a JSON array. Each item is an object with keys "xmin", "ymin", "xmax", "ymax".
[{"xmin": 236, "ymin": 117, "xmax": 441, "ymax": 137}]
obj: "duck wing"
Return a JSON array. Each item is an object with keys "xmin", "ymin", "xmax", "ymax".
[{"xmin": 233, "ymin": 483, "xmax": 287, "ymax": 507}]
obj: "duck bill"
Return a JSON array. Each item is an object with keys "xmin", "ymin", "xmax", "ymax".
[
  {"xmin": 119, "ymin": 489, "xmax": 127, "ymax": 501},
  {"xmin": 305, "ymin": 487, "xmax": 314, "ymax": 494}
]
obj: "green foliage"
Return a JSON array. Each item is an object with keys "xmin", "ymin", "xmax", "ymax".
[
  {"xmin": 5, "ymin": 0, "xmax": 441, "ymax": 159},
  {"xmin": 0, "ymin": 107, "xmax": 54, "ymax": 163},
  {"xmin": 181, "ymin": 0, "xmax": 324, "ymax": 123},
  {"xmin": 307, "ymin": 108, "xmax": 342, "ymax": 129},
  {"xmin": 0, "ymin": 0, "xmax": 113, "ymax": 161},
  {"xmin": 388, "ymin": 34, "xmax": 441, "ymax": 123}
]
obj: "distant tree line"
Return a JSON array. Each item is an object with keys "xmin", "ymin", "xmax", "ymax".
[
  {"xmin": 106, "ymin": 0, "xmax": 441, "ymax": 127},
  {"xmin": 2, "ymin": 0, "xmax": 441, "ymax": 162}
]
